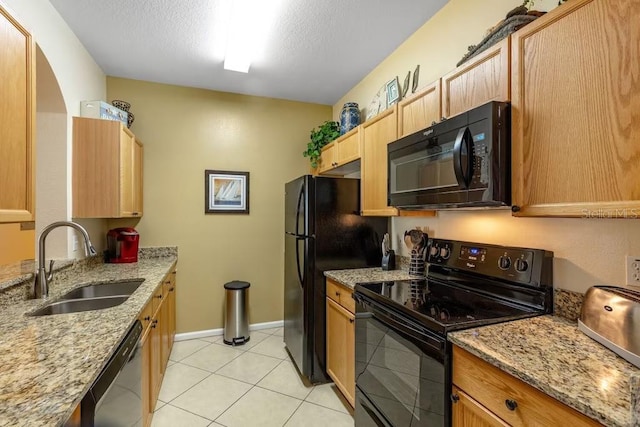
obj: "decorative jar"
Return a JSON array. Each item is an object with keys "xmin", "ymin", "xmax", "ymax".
[{"xmin": 339, "ymin": 102, "xmax": 360, "ymax": 135}]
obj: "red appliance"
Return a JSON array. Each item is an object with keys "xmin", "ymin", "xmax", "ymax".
[{"xmin": 106, "ymin": 228, "xmax": 139, "ymax": 263}]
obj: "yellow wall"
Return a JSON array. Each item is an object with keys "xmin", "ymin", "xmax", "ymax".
[
  {"xmin": 107, "ymin": 77, "xmax": 331, "ymax": 333},
  {"xmin": 334, "ymin": 0, "xmax": 640, "ymax": 294}
]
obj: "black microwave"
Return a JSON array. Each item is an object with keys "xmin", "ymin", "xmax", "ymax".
[{"xmin": 388, "ymin": 101, "xmax": 510, "ymax": 209}]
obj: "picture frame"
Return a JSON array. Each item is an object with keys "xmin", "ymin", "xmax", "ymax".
[
  {"xmin": 386, "ymin": 77, "xmax": 400, "ymax": 106},
  {"xmin": 204, "ymin": 170, "xmax": 250, "ymax": 214}
]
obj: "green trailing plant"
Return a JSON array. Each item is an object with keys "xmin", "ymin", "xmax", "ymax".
[{"xmin": 303, "ymin": 120, "xmax": 340, "ymax": 168}]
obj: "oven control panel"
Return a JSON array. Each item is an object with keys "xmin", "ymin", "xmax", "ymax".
[{"xmin": 428, "ymin": 238, "xmax": 553, "ymax": 287}]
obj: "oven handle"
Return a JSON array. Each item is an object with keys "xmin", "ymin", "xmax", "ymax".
[
  {"xmin": 356, "ymin": 294, "xmax": 445, "ymax": 356},
  {"xmin": 453, "ymin": 126, "xmax": 472, "ymax": 189}
]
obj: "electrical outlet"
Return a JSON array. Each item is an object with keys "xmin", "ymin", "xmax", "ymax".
[
  {"xmin": 626, "ymin": 256, "xmax": 640, "ymax": 286},
  {"xmin": 72, "ymin": 235, "xmax": 78, "ymax": 252}
]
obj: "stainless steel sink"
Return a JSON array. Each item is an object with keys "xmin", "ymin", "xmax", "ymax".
[
  {"xmin": 30, "ymin": 296, "xmax": 130, "ymax": 316},
  {"xmin": 60, "ymin": 279, "xmax": 144, "ymax": 300}
]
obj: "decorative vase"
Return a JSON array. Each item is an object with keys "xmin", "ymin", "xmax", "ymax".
[{"xmin": 339, "ymin": 102, "xmax": 360, "ymax": 135}]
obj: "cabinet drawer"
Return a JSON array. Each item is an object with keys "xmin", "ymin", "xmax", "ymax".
[
  {"xmin": 453, "ymin": 346, "xmax": 601, "ymax": 427},
  {"xmin": 326, "ymin": 279, "xmax": 354, "ymax": 313}
]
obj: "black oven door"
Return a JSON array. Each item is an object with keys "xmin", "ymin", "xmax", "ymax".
[{"xmin": 354, "ymin": 293, "xmax": 450, "ymax": 427}]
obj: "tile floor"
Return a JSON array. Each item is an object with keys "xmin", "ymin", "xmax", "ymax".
[{"xmin": 151, "ymin": 327, "xmax": 355, "ymax": 427}]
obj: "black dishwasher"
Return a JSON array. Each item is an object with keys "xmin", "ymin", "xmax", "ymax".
[{"xmin": 80, "ymin": 320, "xmax": 143, "ymax": 426}]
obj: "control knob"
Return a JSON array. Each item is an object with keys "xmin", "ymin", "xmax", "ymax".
[
  {"xmin": 439, "ymin": 247, "xmax": 451, "ymax": 260},
  {"xmin": 514, "ymin": 259, "xmax": 529, "ymax": 272},
  {"xmin": 429, "ymin": 246, "xmax": 439, "ymax": 258},
  {"xmin": 498, "ymin": 255, "xmax": 511, "ymax": 270}
]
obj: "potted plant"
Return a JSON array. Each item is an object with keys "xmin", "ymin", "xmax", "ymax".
[{"xmin": 303, "ymin": 120, "xmax": 340, "ymax": 169}]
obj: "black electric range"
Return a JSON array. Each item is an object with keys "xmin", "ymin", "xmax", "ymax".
[{"xmin": 353, "ymin": 238, "xmax": 553, "ymax": 427}]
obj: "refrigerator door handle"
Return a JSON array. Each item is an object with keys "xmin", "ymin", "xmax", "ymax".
[
  {"xmin": 296, "ymin": 237, "xmax": 305, "ymax": 288},
  {"xmin": 295, "ymin": 182, "xmax": 305, "ymax": 236}
]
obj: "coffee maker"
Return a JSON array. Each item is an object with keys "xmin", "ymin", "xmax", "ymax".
[{"xmin": 106, "ymin": 228, "xmax": 139, "ymax": 263}]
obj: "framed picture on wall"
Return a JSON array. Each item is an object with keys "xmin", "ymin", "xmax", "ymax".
[{"xmin": 205, "ymin": 170, "xmax": 250, "ymax": 214}]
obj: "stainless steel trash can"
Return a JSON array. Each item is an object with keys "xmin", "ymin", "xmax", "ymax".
[{"xmin": 223, "ymin": 280, "xmax": 250, "ymax": 345}]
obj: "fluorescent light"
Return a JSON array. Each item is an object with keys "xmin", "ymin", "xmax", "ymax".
[{"xmin": 222, "ymin": 0, "xmax": 283, "ymax": 73}]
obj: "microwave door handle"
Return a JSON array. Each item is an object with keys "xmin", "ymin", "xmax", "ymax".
[{"xmin": 453, "ymin": 127, "xmax": 472, "ymax": 188}]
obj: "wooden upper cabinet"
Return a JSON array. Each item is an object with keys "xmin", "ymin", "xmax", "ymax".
[
  {"xmin": 318, "ymin": 127, "xmax": 361, "ymax": 176},
  {"xmin": 511, "ymin": 0, "xmax": 640, "ymax": 217},
  {"xmin": 361, "ymin": 107, "xmax": 398, "ymax": 216},
  {"xmin": 73, "ymin": 117, "xmax": 144, "ymax": 218},
  {"xmin": 442, "ymin": 37, "xmax": 510, "ymax": 119},
  {"xmin": 318, "ymin": 142, "xmax": 338, "ymax": 174},
  {"xmin": 397, "ymin": 79, "xmax": 442, "ymax": 138},
  {"xmin": 0, "ymin": 6, "xmax": 35, "ymax": 223}
]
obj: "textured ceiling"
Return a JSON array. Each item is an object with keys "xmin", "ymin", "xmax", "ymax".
[{"xmin": 49, "ymin": 0, "xmax": 448, "ymax": 105}]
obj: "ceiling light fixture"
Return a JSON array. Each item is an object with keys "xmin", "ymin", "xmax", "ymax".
[{"xmin": 222, "ymin": 0, "xmax": 282, "ymax": 73}]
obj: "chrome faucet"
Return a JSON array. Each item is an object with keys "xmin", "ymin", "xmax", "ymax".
[{"xmin": 34, "ymin": 221, "xmax": 97, "ymax": 299}]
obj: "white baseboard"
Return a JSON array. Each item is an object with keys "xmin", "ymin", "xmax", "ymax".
[{"xmin": 174, "ymin": 319, "xmax": 284, "ymax": 342}]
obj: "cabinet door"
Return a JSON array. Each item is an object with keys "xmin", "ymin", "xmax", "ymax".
[
  {"xmin": 150, "ymin": 314, "xmax": 162, "ymax": 404},
  {"xmin": 442, "ymin": 37, "xmax": 510, "ymax": 119},
  {"xmin": 511, "ymin": 0, "xmax": 640, "ymax": 217},
  {"xmin": 326, "ymin": 297, "xmax": 355, "ymax": 407},
  {"xmin": 361, "ymin": 107, "xmax": 398, "ymax": 216},
  {"xmin": 141, "ymin": 330, "xmax": 153, "ymax": 427},
  {"xmin": 72, "ymin": 117, "xmax": 121, "ymax": 217},
  {"xmin": 132, "ymin": 139, "xmax": 143, "ymax": 216},
  {"xmin": 0, "ymin": 6, "xmax": 34, "ymax": 223},
  {"xmin": 451, "ymin": 386, "xmax": 509, "ymax": 427},
  {"xmin": 318, "ymin": 142, "xmax": 337, "ymax": 174},
  {"xmin": 397, "ymin": 79, "xmax": 442, "ymax": 138},
  {"xmin": 168, "ymin": 270, "xmax": 177, "ymax": 345},
  {"xmin": 336, "ymin": 128, "xmax": 360, "ymax": 165},
  {"xmin": 119, "ymin": 128, "xmax": 143, "ymax": 217}
]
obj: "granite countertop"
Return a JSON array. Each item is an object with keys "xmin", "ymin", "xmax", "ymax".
[
  {"xmin": 449, "ymin": 315, "xmax": 640, "ymax": 427},
  {"xmin": 0, "ymin": 248, "xmax": 177, "ymax": 427},
  {"xmin": 324, "ymin": 267, "xmax": 421, "ymax": 289}
]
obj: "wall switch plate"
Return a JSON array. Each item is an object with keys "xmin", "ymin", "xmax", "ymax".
[{"xmin": 626, "ymin": 256, "xmax": 640, "ymax": 286}]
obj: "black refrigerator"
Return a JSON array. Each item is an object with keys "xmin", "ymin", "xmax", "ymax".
[{"xmin": 284, "ymin": 175, "xmax": 387, "ymax": 383}]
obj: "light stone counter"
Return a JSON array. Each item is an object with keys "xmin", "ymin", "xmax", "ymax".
[
  {"xmin": 324, "ymin": 267, "xmax": 422, "ymax": 289},
  {"xmin": 449, "ymin": 316, "xmax": 640, "ymax": 427},
  {"xmin": 0, "ymin": 247, "xmax": 177, "ymax": 427}
]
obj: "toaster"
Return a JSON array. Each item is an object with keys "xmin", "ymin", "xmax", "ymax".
[{"xmin": 578, "ymin": 285, "xmax": 640, "ymax": 368}]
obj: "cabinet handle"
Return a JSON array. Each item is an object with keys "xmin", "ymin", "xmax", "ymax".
[
  {"xmin": 165, "ymin": 280, "xmax": 171, "ymax": 284},
  {"xmin": 511, "ymin": 205, "xmax": 521, "ymax": 213},
  {"xmin": 152, "ymin": 319, "xmax": 158, "ymax": 328},
  {"xmin": 143, "ymin": 316, "xmax": 151, "ymax": 321},
  {"xmin": 169, "ymin": 287, "xmax": 175, "ymax": 292},
  {"xmin": 335, "ymin": 291, "xmax": 340, "ymax": 296},
  {"xmin": 132, "ymin": 212, "xmax": 139, "ymax": 216},
  {"xmin": 349, "ymin": 318, "xmax": 354, "ymax": 323},
  {"xmin": 156, "ymin": 294, "xmax": 163, "ymax": 299},
  {"xmin": 505, "ymin": 399, "xmax": 518, "ymax": 411},
  {"xmin": 450, "ymin": 394, "xmax": 460, "ymax": 403}
]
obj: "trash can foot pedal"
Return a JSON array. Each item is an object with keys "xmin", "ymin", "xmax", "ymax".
[{"xmin": 224, "ymin": 336, "xmax": 250, "ymax": 346}]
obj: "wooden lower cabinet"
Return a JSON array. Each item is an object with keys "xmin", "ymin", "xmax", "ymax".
[
  {"xmin": 452, "ymin": 386, "xmax": 509, "ymax": 427},
  {"xmin": 452, "ymin": 346, "xmax": 601, "ymax": 427},
  {"xmin": 325, "ymin": 279, "xmax": 355, "ymax": 407},
  {"xmin": 140, "ymin": 267, "xmax": 177, "ymax": 427}
]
